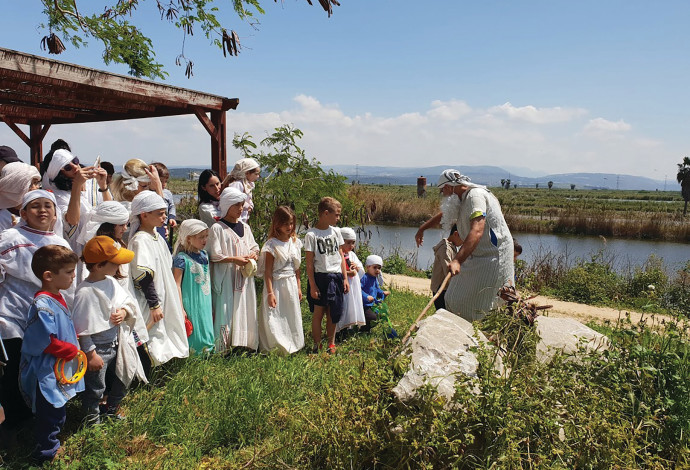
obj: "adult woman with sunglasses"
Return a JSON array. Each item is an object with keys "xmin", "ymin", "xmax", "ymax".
[{"xmin": 41, "ymin": 146, "xmax": 111, "ymax": 246}]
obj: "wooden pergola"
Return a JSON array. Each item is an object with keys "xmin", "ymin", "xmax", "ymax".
[{"xmin": 0, "ymin": 47, "xmax": 238, "ymax": 178}]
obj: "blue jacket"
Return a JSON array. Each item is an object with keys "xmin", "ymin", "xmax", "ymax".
[{"xmin": 361, "ymin": 273, "xmax": 385, "ymax": 308}]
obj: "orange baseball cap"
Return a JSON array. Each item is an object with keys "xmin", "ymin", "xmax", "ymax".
[{"xmin": 82, "ymin": 235, "xmax": 134, "ymax": 265}]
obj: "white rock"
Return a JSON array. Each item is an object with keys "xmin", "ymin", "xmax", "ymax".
[
  {"xmin": 392, "ymin": 309, "xmax": 502, "ymax": 403},
  {"xmin": 534, "ymin": 315, "xmax": 610, "ymax": 363}
]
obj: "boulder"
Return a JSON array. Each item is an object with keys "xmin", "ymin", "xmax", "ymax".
[
  {"xmin": 392, "ymin": 309, "xmax": 502, "ymax": 403},
  {"xmin": 534, "ymin": 315, "xmax": 610, "ymax": 363}
]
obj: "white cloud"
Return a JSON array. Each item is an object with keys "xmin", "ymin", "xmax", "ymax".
[
  {"xmin": 488, "ymin": 102, "xmax": 587, "ymax": 124},
  {"xmin": 0, "ymin": 96, "xmax": 672, "ymax": 178},
  {"xmin": 582, "ymin": 117, "xmax": 632, "ymax": 135}
]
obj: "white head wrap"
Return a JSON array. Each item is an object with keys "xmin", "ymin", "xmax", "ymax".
[
  {"xmin": 77, "ymin": 201, "xmax": 130, "ymax": 245},
  {"xmin": 218, "ymin": 187, "xmax": 247, "ymax": 219},
  {"xmin": 173, "ymin": 219, "xmax": 208, "ymax": 255},
  {"xmin": 365, "ymin": 255, "xmax": 383, "ymax": 267},
  {"xmin": 0, "ymin": 162, "xmax": 40, "ymax": 209},
  {"xmin": 21, "ymin": 189, "xmax": 57, "ymax": 209},
  {"xmin": 42, "ymin": 149, "xmax": 75, "ymax": 191},
  {"xmin": 119, "ymin": 165, "xmax": 151, "ymax": 192},
  {"xmin": 437, "ymin": 169, "xmax": 486, "ymax": 191},
  {"xmin": 230, "ymin": 158, "xmax": 260, "ymax": 181},
  {"xmin": 128, "ymin": 191, "xmax": 167, "ymax": 237},
  {"xmin": 339, "ymin": 227, "xmax": 356, "ymax": 241}
]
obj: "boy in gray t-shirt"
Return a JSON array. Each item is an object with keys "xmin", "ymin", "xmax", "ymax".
[{"xmin": 304, "ymin": 197, "xmax": 349, "ymax": 354}]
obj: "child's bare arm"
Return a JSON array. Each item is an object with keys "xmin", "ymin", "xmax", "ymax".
[
  {"xmin": 264, "ymin": 252, "xmax": 277, "ymax": 308},
  {"xmin": 340, "ymin": 248, "xmax": 350, "ymax": 294},
  {"xmin": 306, "ymin": 251, "xmax": 318, "ymax": 298},
  {"xmin": 295, "ymin": 267, "xmax": 303, "ymax": 301},
  {"xmin": 173, "ymin": 267, "xmax": 187, "ymax": 318}
]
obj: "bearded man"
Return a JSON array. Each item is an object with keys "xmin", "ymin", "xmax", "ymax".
[{"xmin": 415, "ymin": 169, "xmax": 514, "ymax": 321}]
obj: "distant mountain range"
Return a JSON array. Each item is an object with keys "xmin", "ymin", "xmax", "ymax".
[
  {"xmin": 328, "ymin": 165, "xmax": 674, "ymax": 192},
  {"xmin": 166, "ymin": 165, "xmax": 675, "ymax": 192}
]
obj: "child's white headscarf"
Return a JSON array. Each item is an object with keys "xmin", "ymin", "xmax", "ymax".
[
  {"xmin": 42, "ymin": 149, "xmax": 74, "ymax": 191},
  {"xmin": 77, "ymin": 201, "xmax": 130, "ymax": 245},
  {"xmin": 0, "ymin": 162, "xmax": 40, "ymax": 209},
  {"xmin": 128, "ymin": 191, "xmax": 166, "ymax": 237},
  {"xmin": 173, "ymin": 219, "xmax": 208, "ymax": 255},
  {"xmin": 230, "ymin": 158, "xmax": 260, "ymax": 182},
  {"xmin": 339, "ymin": 227, "xmax": 356, "ymax": 241},
  {"xmin": 218, "ymin": 187, "xmax": 247, "ymax": 219},
  {"xmin": 365, "ymin": 255, "xmax": 383, "ymax": 267}
]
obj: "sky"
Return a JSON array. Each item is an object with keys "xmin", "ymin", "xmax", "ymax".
[{"xmin": 1, "ymin": 0, "xmax": 689, "ymax": 182}]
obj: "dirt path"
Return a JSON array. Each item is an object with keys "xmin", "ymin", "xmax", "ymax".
[{"xmin": 382, "ymin": 273, "xmax": 672, "ymax": 325}]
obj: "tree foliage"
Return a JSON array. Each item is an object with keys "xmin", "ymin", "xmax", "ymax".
[
  {"xmin": 677, "ymin": 156, "xmax": 690, "ymax": 216},
  {"xmin": 232, "ymin": 124, "xmax": 352, "ymax": 245},
  {"xmin": 37, "ymin": 0, "xmax": 339, "ymax": 79}
]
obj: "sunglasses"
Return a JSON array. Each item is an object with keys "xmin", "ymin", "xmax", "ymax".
[{"xmin": 62, "ymin": 157, "xmax": 80, "ymax": 171}]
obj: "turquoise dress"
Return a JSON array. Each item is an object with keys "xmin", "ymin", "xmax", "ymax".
[{"xmin": 173, "ymin": 250, "xmax": 214, "ymax": 354}]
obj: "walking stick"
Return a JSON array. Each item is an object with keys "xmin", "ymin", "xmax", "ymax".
[{"xmin": 390, "ymin": 272, "xmax": 452, "ymax": 359}]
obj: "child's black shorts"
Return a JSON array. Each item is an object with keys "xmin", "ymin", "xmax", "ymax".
[{"xmin": 307, "ymin": 272, "xmax": 344, "ymax": 323}]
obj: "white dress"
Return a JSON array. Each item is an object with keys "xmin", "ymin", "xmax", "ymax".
[
  {"xmin": 129, "ymin": 230, "xmax": 189, "ymax": 365},
  {"xmin": 337, "ymin": 251, "xmax": 366, "ymax": 332},
  {"xmin": 207, "ymin": 220, "xmax": 259, "ymax": 351},
  {"xmin": 257, "ymin": 237, "xmax": 304, "ymax": 355},
  {"xmin": 444, "ymin": 188, "xmax": 514, "ymax": 321}
]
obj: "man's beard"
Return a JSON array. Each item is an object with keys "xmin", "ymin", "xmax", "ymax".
[{"xmin": 440, "ymin": 193, "xmax": 461, "ymax": 234}]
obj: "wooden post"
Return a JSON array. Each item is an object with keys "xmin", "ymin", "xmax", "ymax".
[
  {"xmin": 210, "ymin": 110, "xmax": 227, "ymax": 179},
  {"xmin": 417, "ymin": 176, "xmax": 427, "ymax": 198},
  {"xmin": 30, "ymin": 124, "xmax": 50, "ymax": 167}
]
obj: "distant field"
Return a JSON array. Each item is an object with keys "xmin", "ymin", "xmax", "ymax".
[{"xmin": 348, "ymin": 184, "xmax": 690, "ymax": 241}]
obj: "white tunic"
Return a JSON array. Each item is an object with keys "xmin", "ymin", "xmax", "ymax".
[
  {"xmin": 444, "ymin": 188, "xmax": 514, "ymax": 321},
  {"xmin": 0, "ymin": 224, "xmax": 74, "ymax": 340},
  {"xmin": 337, "ymin": 251, "xmax": 366, "ymax": 331},
  {"xmin": 0, "ymin": 209, "xmax": 17, "ymax": 232},
  {"xmin": 129, "ymin": 231, "xmax": 189, "ymax": 365},
  {"xmin": 208, "ymin": 220, "xmax": 259, "ymax": 351},
  {"xmin": 257, "ymin": 237, "xmax": 304, "ymax": 355},
  {"xmin": 72, "ymin": 276, "xmax": 146, "ymax": 386}
]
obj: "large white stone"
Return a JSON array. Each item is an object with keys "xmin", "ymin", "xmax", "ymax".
[
  {"xmin": 534, "ymin": 315, "xmax": 610, "ymax": 363},
  {"xmin": 392, "ymin": 309, "xmax": 502, "ymax": 403}
]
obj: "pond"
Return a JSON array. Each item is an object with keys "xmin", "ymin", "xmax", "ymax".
[{"xmin": 357, "ymin": 224, "xmax": 689, "ymax": 275}]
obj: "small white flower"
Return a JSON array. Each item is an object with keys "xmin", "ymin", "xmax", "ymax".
[{"xmin": 647, "ymin": 284, "xmax": 655, "ymax": 291}]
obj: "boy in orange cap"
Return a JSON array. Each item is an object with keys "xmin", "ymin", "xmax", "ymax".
[{"xmin": 72, "ymin": 236, "xmax": 146, "ymax": 425}]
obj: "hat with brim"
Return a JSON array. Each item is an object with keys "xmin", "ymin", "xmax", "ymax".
[
  {"xmin": 241, "ymin": 258, "xmax": 257, "ymax": 277},
  {"xmin": 83, "ymin": 235, "xmax": 135, "ymax": 265}
]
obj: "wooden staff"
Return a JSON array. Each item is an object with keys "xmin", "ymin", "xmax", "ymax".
[{"xmin": 392, "ymin": 272, "xmax": 453, "ymax": 358}]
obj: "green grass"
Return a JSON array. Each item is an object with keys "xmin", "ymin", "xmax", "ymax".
[{"xmin": 3, "ymin": 288, "xmax": 689, "ymax": 468}]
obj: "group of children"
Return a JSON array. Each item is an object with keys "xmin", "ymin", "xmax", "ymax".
[{"xmin": 0, "ymin": 147, "xmax": 390, "ymax": 463}]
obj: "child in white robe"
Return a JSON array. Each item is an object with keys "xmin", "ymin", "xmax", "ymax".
[
  {"xmin": 336, "ymin": 227, "xmax": 366, "ymax": 337},
  {"xmin": 208, "ymin": 187, "xmax": 259, "ymax": 352},
  {"xmin": 128, "ymin": 191, "xmax": 189, "ymax": 367},
  {"xmin": 72, "ymin": 236, "xmax": 145, "ymax": 424},
  {"xmin": 226, "ymin": 158, "xmax": 261, "ymax": 223},
  {"xmin": 257, "ymin": 206, "xmax": 304, "ymax": 355}
]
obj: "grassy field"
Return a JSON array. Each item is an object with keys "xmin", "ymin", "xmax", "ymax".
[
  {"xmin": 2, "ymin": 287, "xmax": 689, "ymax": 468},
  {"xmin": 348, "ymin": 184, "xmax": 690, "ymax": 241}
]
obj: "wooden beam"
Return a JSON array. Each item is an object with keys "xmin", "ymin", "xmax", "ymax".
[
  {"xmin": 193, "ymin": 107, "xmax": 217, "ymax": 140},
  {"xmin": 211, "ymin": 110, "xmax": 227, "ymax": 179},
  {"xmin": 29, "ymin": 124, "xmax": 45, "ymax": 167},
  {"xmin": 0, "ymin": 114, "xmax": 30, "ymax": 145}
]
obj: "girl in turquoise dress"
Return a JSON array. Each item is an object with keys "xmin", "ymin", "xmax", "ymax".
[{"xmin": 172, "ymin": 219, "xmax": 214, "ymax": 354}]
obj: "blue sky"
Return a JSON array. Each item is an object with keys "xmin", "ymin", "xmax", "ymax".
[{"xmin": 1, "ymin": 0, "xmax": 688, "ymax": 181}]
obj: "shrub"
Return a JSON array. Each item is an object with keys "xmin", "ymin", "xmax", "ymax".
[{"xmin": 556, "ymin": 254, "xmax": 621, "ymax": 303}]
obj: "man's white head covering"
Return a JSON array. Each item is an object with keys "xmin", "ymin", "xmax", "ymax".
[
  {"xmin": 77, "ymin": 201, "xmax": 130, "ymax": 245},
  {"xmin": 339, "ymin": 227, "xmax": 356, "ymax": 241},
  {"xmin": 128, "ymin": 191, "xmax": 167, "ymax": 237},
  {"xmin": 230, "ymin": 158, "xmax": 260, "ymax": 182},
  {"xmin": 21, "ymin": 189, "xmax": 57, "ymax": 209},
  {"xmin": 42, "ymin": 149, "xmax": 75, "ymax": 191},
  {"xmin": 218, "ymin": 187, "xmax": 247, "ymax": 219},
  {"xmin": 0, "ymin": 162, "xmax": 40, "ymax": 209},
  {"xmin": 437, "ymin": 169, "xmax": 486, "ymax": 191},
  {"xmin": 365, "ymin": 255, "xmax": 383, "ymax": 267},
  {"xmin": 119, "ymin": 160, "xmax": 151, "ymax": 192},
  {"xmin": 173, "ymin": 219, "xmax": 208, "ymax": 255}
]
